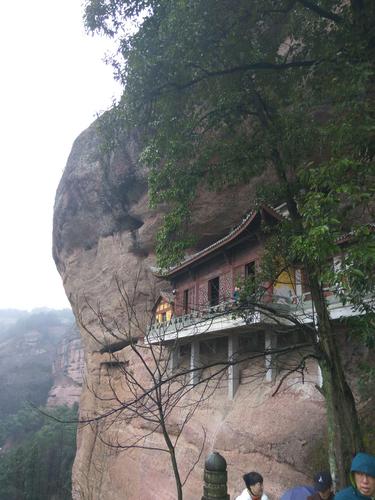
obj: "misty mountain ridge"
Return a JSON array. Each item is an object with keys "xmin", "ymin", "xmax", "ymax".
[{"xmin": 0, "ymin": 308, "xmax": 76, "ymax": 420}]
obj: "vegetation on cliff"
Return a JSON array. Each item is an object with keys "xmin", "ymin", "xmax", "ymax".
[
  {"xmin": 0, "ymin": 310, "xmax": 77, "ymax": 500},
  {"xmin": 83, "ymin": 0, "xmax": 374, "ymax": 488},
  {"xmin": 0, "ymin": 405, "xmax": 77, "ymax": 500}
]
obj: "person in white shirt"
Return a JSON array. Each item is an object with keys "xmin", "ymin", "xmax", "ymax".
[{"xmin": 236, "ymin": 471, "xmax": 269, "ymax": 500}]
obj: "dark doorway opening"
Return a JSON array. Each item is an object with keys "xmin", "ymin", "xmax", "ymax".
[
  {"xmin": 245, "ymin": 261, "xmax": 256, "ymax": 280},
  {"xmin": 209, "ymin": 277, "xmax": 220, "ymax": 306},
  {"xmin": 183, "ymin": 289, "xmax": 190, "ymax": 314}
]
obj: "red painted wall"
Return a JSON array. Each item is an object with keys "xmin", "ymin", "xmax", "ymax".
[{"xmin": 172, "ymin": 240, "xmax": 263, "ymax": 315}]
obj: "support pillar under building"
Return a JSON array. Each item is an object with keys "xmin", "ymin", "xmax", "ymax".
[
  {"xmin": 190, "ymin": 340, "xmax": 200, "ymax": 385},
  {"xmin": 228, "ymin": 334, "xmax": 240, "ymax": 399},
  {"xmin": 265, "ymin": 331, "xmax": 277, "ymax": 382},
  {"xmin": 167, "ymin": 344, "xmax": 179, "ymax": 374}
]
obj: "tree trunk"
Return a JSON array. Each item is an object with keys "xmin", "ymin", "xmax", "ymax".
[
  {"xmin": 309, "ymin": 273, "xmax": 363, "ymax": 489},
  {"xmin": 161, "ymin": 420, "xmax": 183, "ymax": 500},
  {"xmin": 157, "ymin": 392, "xmax": 183, "ymax": 500}
]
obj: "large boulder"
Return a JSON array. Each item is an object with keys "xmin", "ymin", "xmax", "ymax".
[{"xmin": 53, "ymin": 119, "xmax": 325, "ymax": 500}]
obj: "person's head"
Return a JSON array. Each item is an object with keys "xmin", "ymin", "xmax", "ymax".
[
  {"xmin": 351, "ymin": 452, "xmax": 375, "ymax": 498},
  {"xmin": 243, "ymin": 471, "xmax": 264, "ymax": 499},
  {"xmin": 313, "ymin": 471, "xmax": 332, "ymax": 500}
]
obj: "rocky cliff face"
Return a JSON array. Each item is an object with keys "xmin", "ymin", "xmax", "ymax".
[
  {"xmin": 47, "ymin": 326, "xmax": 84, "ymax": 407},
  {"xmin": 53, "ymin": 121, "xmax": 326, "ymax": 500}
]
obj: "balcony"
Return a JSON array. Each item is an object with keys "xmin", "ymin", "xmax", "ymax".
[
  {"xmin": 289, "ymin": 287, "xmax": 371, "ymax": 322},
  {"xmin": 149, "ymin": 287, "xmax": 372, "ymax": 344},
  {"xmin": 148, "ymin": 295, "xmax": 292, "ymax": 343}
]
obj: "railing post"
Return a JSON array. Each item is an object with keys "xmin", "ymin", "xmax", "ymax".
[{"xmin": 202, "ymin": 452, "xmax": 230, "ymax": 500}]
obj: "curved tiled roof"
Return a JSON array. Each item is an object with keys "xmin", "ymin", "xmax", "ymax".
[
  {"xmin": 153, "ymin": 205, "xmax": 282, "ymax": 278},
  {"xmin": 150, "ymin": 207, "xmax": 373, "ymax": 279},
  {"xmin": 336, "ymin": 223, "xmax": 375, "ymax": 245}
]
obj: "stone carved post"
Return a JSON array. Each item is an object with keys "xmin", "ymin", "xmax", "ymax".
[{"xmin": 202, "ymin": 452, "xmax": 230, "ymax": 500}]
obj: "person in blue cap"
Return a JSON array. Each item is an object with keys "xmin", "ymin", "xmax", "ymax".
[
  {"xmin": 280, "ymin": 471, "xmax": 333, "ymax": 500},
  {"xmin": 308, "ymin": 471, "xmax": 334, "ymax": 500},
  {"xmin": 335, "ymin": 452, "xmax": 375, "ymax": 500}
]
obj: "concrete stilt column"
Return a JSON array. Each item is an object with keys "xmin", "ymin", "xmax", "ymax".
[
  {"xmin": 265, "ymin": 331, "xmax": 276, "ymax": 382},
  {"xmin": 317, "ymin": 364, "xmax": 323, "ymax": 388},
  {"xmin": 190, "ymin": 340, "xmax": 200, "ymax": 385},
  {"xmin": 295, "ymin": 268, "xmax": 303, "ymax": 299},
  {"xmin": 167, "ymin": 345, "xmax": 179, "ymax": 374},
  {"xmin": 202, "ymin": 452, "xmax": 229, "ymax": 500},
  {"xmin": 228, "ymin": 334, "xmax": 240, "ymax": 400}
]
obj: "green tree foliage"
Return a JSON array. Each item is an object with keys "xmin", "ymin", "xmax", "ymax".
[
  {"xmin": 85, "ymin": 0, "xmax": 374, "ymax": 266},
  {"xmin": 0, "ymin": 405, "xmax": 78, "ymax": 500},
  {"xmin": 84, "ymin": 0, "xmax": 374, "ymax": 487},
  {"xmin": 0, "ymin": 406, "xmax": 44, "ymax": 446}
]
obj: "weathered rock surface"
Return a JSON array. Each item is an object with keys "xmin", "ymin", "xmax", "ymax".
[
  {"xmin": 53, "ymin": 121, "xmax": 327, "ymax": 500},
  {"xmin": 47, "ymin": 326, "xmax": 84, "ymax": 407}
]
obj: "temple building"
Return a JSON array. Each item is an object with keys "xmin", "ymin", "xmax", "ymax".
[{"xmin": 149, "ymin": 206, "xmax": 367, "ymax": 399}]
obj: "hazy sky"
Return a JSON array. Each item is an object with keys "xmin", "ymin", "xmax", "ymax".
[{"xmin": 0, "ymin": 1, "xmax": 121, "ymax": 311}]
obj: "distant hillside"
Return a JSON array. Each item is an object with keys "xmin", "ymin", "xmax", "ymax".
[
  {"xmin": 0, "ymin": 309, "xmax": 75, "ymax": 420},
  {"xmin": 0, "ymin": 309, "xmax": 28, "ymax": 335},
  {"xmin": 0, "ymin": 308, "xmax": 73, "ymax": 337},
  {"xmin": 0, "ymin": 309, "xmax": 81, "ymax": 500}
]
